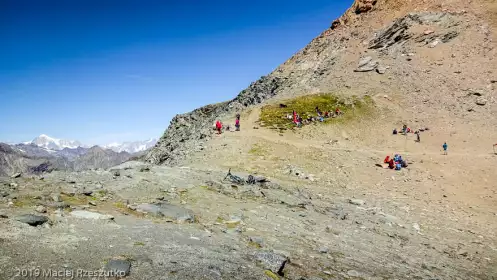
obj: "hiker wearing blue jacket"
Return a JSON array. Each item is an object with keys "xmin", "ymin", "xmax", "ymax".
[{"xmin": 442, "ymin": 142, "xmax": 448, "ymax": 155}]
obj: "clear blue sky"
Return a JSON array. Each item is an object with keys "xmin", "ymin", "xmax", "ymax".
[{"xmin": 0, "ymin": 0, "xmax": 352, "ymax": 145}]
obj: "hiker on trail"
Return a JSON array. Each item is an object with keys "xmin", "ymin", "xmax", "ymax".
[
  {"xmin": 235, "ymin": 117, "xmax": 240, "ymax": 131},
  {"xmin": 402, "ymin": 124, "xmax": 407, "ymax": 134},
  {"xmin": 293, "ymin": 110, "xmax": 297, "ymax": 125},
  {"xmin": 216, "ymin": 120, "xmax": 222, "ymax": 135},
  {"xmin": 415, "ymin": 131, "xmax": 420, "ymax": 142},
  {"xmin": 393, "ymin": 128, "xmax": 398, "ymax": 135},
  {"xmin": 442, "ymin": 142, "xmax": 448, "ymax": 155},
  {"xmin": 335, "ymin": 107, "xmax": 342, "ymax": 116}
]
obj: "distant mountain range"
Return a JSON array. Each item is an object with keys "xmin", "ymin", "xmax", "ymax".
[
  {"xmin": 25, "ymin": 134, "xmax": 157, "ymax": 154},
  {"xmin": 0, "ymin": 134, "xmax": 158, "ymax": 176}
]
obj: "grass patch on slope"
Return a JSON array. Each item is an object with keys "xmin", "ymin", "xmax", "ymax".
[{"xmin": 258, "ymin": 93, "xmax": 374, "ymax": 131}]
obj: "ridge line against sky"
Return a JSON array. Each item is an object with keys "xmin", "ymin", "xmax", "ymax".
[{"xmin": 0, "ymin": 0, "xmax": 353, "ymax": 145}]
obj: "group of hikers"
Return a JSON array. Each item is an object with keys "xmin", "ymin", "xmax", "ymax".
[
  {"xmin": 384, "ymin": 154, "xmax": 408, "ymax": 170},
  {"xmin": 288, "ymin": 106, "xmax": 343, "ymax": 127},
  {"xmin": 392, "ymin": 124, "xmax": 449, "ymax": 155},
  {"xmin": 392, "ymin": 124, "xmax": 425, "ymax": 143},
  {"xmin": 215, "ymin": 114, "xmax": 241, "ymax": 135}
]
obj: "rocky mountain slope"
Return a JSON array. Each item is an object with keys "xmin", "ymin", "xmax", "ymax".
[{"xmin": 146, "ymin": 0, "xmax": 497, "ymax": 166}]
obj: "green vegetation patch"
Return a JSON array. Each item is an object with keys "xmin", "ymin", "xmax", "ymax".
[
  {"xmin": 258, "ymin": 93, "xmax": 374, "ymax": 130},
  {"xmin": 60, "ymin": 194, "xmax": 89, "ymax": 206},
  {"xmin": 12, "ymin": 196, "xmax": 38, "ymax": 208}
]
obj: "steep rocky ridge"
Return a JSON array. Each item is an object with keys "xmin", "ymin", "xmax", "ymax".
[{"xmin": 147, "ymin": 0, "xmax": 497, "ymax": 166}]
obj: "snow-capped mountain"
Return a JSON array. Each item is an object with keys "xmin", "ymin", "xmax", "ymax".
[
  {"xmin": 103, "ymin": 138, "xmax": 157, "ymax": 153},
  {"xmin": 31, "ymin": 134, "xmax": 86, "ymax": 151},
  {"xmin": 21, "ymin": 134, "xmax": 156, "ymax": 154}
]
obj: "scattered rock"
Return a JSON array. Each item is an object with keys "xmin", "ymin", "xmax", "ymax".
[
  {"xmin": 11, "ymin": 173, "xmax": 21, "ymax": 178},
  {"xmin": 254, "ymin": 251, "xmax": 288, "ymax": 276},
  {"xmin": 0, "ymin": 212, "xmax": 8, "ymax": 218},
  {"xmin": 413, "ymin": 223, "xmax": 421, "ymax": 232},
  {"xmin": 104, "ymin": 259, "xmax": 131, "ymax": 277},
  {"xmin": 358, "ymin": 56, "xmax": 372, "ymax": 67},
  {"xmin": 61, "ymin": 187, "xmax": 77, "ymax": 196},
  {"xmin": 347, "ymin": 270, "xmax": 361, "ymax": 277},
  {"xmin": 35, "ymin": 205, "xmax": 47, "ymax": 213},
  {"xmin": 136, "ymin": 203, "xmax": 194, "ymax": 222},
  {"xmin": 113, "ymin": 170, "xmax": 120, "ymax": 177},
  {"xmin": 348, "ymin": 199, "xmax": 365, "ymax": 206},
  {"xmin": 89, "ymin": 201, "xmax": 97, "ymax": 206},
  {"xmin": 429, "ymin": 39, "xmax": 440, "ymax": 48},
  {"xmin": 376, "ymin": 66, "xmax": 387, "ymax": 74},
  {"xmin": 355, "ymin": 56, "xmax": 379, "ymax": 72},
  {"xmin": 476, "ymin": 97, "xmax": 487, "ymax": 106},
  {"xmin": 457, "ymin": 250, "xmax": 468, "ymax": 257},
  {"xmin": 70, "ymin": 210, "xmax": 114, "ymax": 220},
  {"xmin": 15, "ymin": 214, "xmax": 49, "ymax": 226},
  {"xmin": 249, "ymin": 236, "xmax": 264, "ymax": 247},
  {"xmin": 424, "ymin": 30, "xmax": 434, "ymax": 35},
  {"xmin": 318, "ymin": 247, "xmax": 329, "ymax": 254},
  {"xmin": 52, "ymin": 194, "xmax": 62, "ymax": 202},
  {"xmin": 9, "ymin": 182, "xmax": 18, "ymax": 188},
  {"xmin": 127, "ymin": 204, "xmax": 137, "ymax": 211},
  {"xmin": 139, "ymin": 167, "xmax": 150, "ymax": 172},
  {"xmin": 82, "ymin": 190, "xmax": 93, "ymax": 196}
]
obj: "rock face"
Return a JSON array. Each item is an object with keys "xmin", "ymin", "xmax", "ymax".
[{"xmin": 368, "ymin": 12, "xmax": 459, "ymax": 51}]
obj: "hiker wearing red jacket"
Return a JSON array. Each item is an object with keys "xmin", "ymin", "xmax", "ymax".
[
  {"xmin": 235, "ymin": 118, "xmax": 240, "ymax": 131},
  {"xmin": 216, "ymin": 120, "xmax": 222, "ymax": 134}
]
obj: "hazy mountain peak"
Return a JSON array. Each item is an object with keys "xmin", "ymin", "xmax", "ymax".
[
  {"xmin": 31, "ymin": 134, "xmax": 85, "ymax": 151},
  {"xmin": 103, "ymin": 138, "xmax": 157, "ymax": 153}
]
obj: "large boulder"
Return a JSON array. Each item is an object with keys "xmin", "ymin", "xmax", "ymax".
[{"xmin": 15, "ymin": 214, "xmax": 49, "ymax": 226}]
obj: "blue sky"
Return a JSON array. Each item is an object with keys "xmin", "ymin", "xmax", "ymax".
[{"xmin": 0, "ymin": 0, "xmax": 352, "ymax": 145}]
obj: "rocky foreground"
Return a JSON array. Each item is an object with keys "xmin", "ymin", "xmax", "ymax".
[{"xmin": 1, "ymin": 155, "xmax": 496, "ymax": 279}]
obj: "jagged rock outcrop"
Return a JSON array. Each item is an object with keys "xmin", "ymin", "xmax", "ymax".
[{"xmin": 368, "ymin": 12, "xmax": 460, "ymax": 51}]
